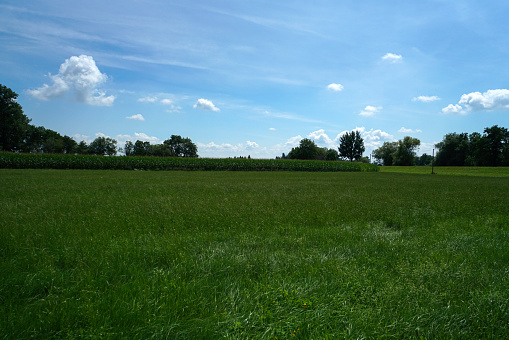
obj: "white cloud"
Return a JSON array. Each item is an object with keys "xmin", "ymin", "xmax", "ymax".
[
  {"xmin": 459, "ymin": 89, "xmax": 509, "ymax": 111},
  {"xmin": 285, "ymin": 135, "xmax": 302, "ymax": 147},
  {"xmin": 160, "ymin": 98, "xmax": 173, "ymax": 105},
  {"xmin": 413, "ymin": 95, "xmax": 440, "ymax": 102},
  {"xmin": 138, "ymin": 96, "xmax": 158, "ymax": 103},
  {"xmin": 133, "ymin": 132, "xmax": 160, "ymax": 143},
  {"xmin": 382, "ymin": 53, "xmax": 403, "ymax": 63},
  {"xmin": 27, "ymin": 55, "xmax": 115, "ymax": 106},
  {"xmin": 327, "ymin": 83, "xmax": 344, "ymax": 92},
  {"xmin": 308, "ymin": 129, "xmax": 335, "ymax": 148},
  {"xmin": 359, "ymin": 105, "xmax": 382, "ymax": 116},
  {"xmin": 442, "ymin": 103, "xmax": 467, "ymax": 115},
  {"xmin": 269, "ymin": 128, "xmax": 276, "ymax": 131},
  {"xmin": 442, "ymin": 89, "xmax": 509, "ymax": 114},
  {"xmin": 126, "ymin": 114, "xmax": 145, "ymax": 121},
  {"xmin": 246, "ymin": 141, "xmax": 259, "ymax": 150},
  {"xmin": 398, "ymin": 127, "xmax": 422, "ymax": 133},
  {"xmin": 194, "ymin": 98, "xmax": 220, "ymax": 112}
]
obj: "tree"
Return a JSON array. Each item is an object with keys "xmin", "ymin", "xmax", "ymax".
[
  {"xmin": 88, "ymin": 137, "xmax": 117, "ymax": 156},
  {"xmin": 338, "ymin": 131, "xmax": 365, "ymax": 162},
  {"xmin": 482, "ymin": 125, "xmax": 508, "ymax": 166},
  {"xmin": 416, "ymin": 153, "xmax": 433, "ymax": 166},
  {"xmin": 325, "ymin": 148, "xmax": 339, "ymax": 161},
  {"xmin": 163, "ymin": 135, "xmax": 198, "ymax": 157},
  {"xmin": 124, "ymin": 141, "xmax": 134, "ymax": 156},
  {"xmin": 393, "ymin": 136, "xmax": 420, "ymax": 165},
  {"xmin": 372, "ymin": 141, "xmax": 398, "ymax": 166},
  {"xmin": 0, "ymin": 84, "xmax": 31, "ymax": 151},
  {"xmin": 435, "ymin": 133, "xmax": 470, "ymax": 166},
  {"xmin": 287, "ymin": 138, "xmax": 320, "ymax": 160}
]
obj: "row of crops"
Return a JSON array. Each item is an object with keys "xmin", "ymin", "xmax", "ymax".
[{"xmin": 0, "ymin": 153, "xmax": 378, "ymax": 172}]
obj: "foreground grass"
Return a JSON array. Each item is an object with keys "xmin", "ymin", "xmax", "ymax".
[{"xmin": 1, "ymin": 170, "xmax": 508, "ymax": 338}]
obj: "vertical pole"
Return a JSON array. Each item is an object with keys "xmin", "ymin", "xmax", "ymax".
[{"xmin": 432, "ymin": 148, "xmax": 435, "ymax": 174}]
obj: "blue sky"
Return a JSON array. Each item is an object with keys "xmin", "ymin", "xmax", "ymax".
[{"xmin": 1, "ymin": 0, "xmax": 509, "ymax": 158}]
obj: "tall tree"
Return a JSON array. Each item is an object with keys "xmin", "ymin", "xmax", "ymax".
[
  {"xmin": 393, "ymin": 136, "xmax": 420, "ymax": 165},
  {"xmin": 88, "ymin": 137, "xmax": 117, "ymax": 156},
  {"xmin": 338, "ymin": 131, "xmax": 365, "ymax": 162},
  {"xmin": 482, "ymin": 125, "xmax": 508, "ymax": 166},
  {"xmin": 0, "ymin": 84, "xmax": 31, "ymax": 151},
  {"xmin": 435, "ymin": 132, "xmax": 470, "ymax": 166},
  {"xmin": 372, "ymin": 141, "xmax": 398, "ymax": 166},
  {"xmin": 287, "ymin": 138, "xmax": 320, "ymax": 160}
]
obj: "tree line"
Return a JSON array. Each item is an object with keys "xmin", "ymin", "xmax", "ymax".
[
  {"xmin": 279, "ymin": 131, "xmax": 369, "ymax": 162},
  {"xmin": 0, "ymin": 84, "xmax": 197, "ymax": 157}
]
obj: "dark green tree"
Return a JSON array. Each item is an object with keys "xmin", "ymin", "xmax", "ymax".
[
  {"xmin": 287, "ymin": 138, "xmax": 320, "ymax": 160},
  {"xmin": 338, "ymin": 131, "xmax": 365, "ymax": 162},
  {"xmin": 164, "ymin": 135, "xmax": 198, "ymax": 157},
  {"xmin": 435, "ymin": 133, "xmax": 470, "ymax": 166},
  {"xmin": 0, "ymin": 84, "xmax": 31, "ymax": 151},
  {"xmin": 88, "ymin": 137, "xmax": 117, "ymax": 156},
  {"xmin": 372, "ymin": 141, "xmax": 398, "ymax": 166},
  {"xmin": 482, "ymin": 125, "xmax": 508, "ymax": 166},
  {"xmin": 394, "ymin": 136, "xmax": 420, "ymax": 165},
  {"xmin": 325, "ymin": 148, "xmax": 339, "ymax": 161}
]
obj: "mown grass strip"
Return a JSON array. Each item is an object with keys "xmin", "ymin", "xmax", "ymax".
[{"xmin": 0, "ymin": 152, "xmax": 378, "ymax": 172}]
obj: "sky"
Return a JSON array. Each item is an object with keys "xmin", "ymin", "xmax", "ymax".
[{"xmin": 1, "ymin": 0, "xmax": 509, "ymax": 158}]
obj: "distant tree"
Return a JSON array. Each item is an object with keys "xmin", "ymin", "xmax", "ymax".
[
  {"xmin": 88, "ymin": 137, "xmax": 117, "ymax": 156},
  {"xmin": 435, "ymin": 133, "xmax": 470, "ymax": 166},
  {"xmin": 76, "ymin": 141, "xmax": 89, "ymax": 155},
  {"xmin": 286, "ymin": 138, "xmax": 320, "ymax": 160},
  {"xmin": 124, "ymin": 141, "xmax": 134, "ymax": 156},
  {"xmin": 0, "ymin": 84, "xmax": 31, "ymax": 151},
  {"xmin": 393, "ymin": 136, "xmax": 420, "ymax": 166},
  {"xmin": 338, "ymin": 131, "xmax": 365, "ymax": 162},
  {"xmin": 325, "ymin": 148, "xmax": 339, "ymax": 161},
  {"xmin": 134, "ymin": 140, "xmax": 150, "ymax": 156},
  {"xmin": 62, "ymin": 135, "xmax": 77, "ymax": 154},
  {"xmin": 372, "ymin": 141, "xmax": 398, "ymax": 166},
  {"xmin": 482, "ymin": 125, "xmax": 508, "ymax": 166},
  {"xmin": 163, "ymin": 135, "xmax": 198, "ymax": 157},
  {"xmin": 416, "ymin": 153, "xmax": 433, "ymax": 166}
]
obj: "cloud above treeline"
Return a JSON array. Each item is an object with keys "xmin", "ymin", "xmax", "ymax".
[
  {"xmin": 27, "ymin": 55, "xmax": 115, "ymax": 106},
  {"xmin": 359, "ymin": 105, "xmax": 382, "ymax": 116},
  {"xmin": 443, "ymin": 89, "xmax": 509, "ymax": 114},
  {"xmin": 194, "ymin": 98, "xmax": 220, "ymax": 111}
]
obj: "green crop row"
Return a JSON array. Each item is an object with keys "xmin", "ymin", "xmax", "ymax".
[{"xmin": 0, "ymin": 152, "xmax": 378, "ymax": 172}]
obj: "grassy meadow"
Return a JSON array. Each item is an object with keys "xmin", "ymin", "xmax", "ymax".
[{"xmin": 1, "ymin": 169, "xmax": 508, "ymax": 338}]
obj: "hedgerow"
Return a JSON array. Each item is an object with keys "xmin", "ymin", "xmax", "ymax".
[{"xmin": 0, "ymin": 153, "xmax": 378, "ymax": 172}]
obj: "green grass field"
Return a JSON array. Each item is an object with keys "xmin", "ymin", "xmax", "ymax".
[
  {"xmin": 380, "ymin": 166, "xmax": 509, "ymax": 177},
  {"xmin": 1, "ymin": 169, "xmax": 508, "ymax": 338}
]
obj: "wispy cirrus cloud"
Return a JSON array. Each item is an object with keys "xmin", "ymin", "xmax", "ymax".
[
  {"xmin": 413, "ymin": 95, "xmax": 440, "ymax": 102},
  {"xmin": 382, "ymin": 53, "xmax": 403, "ymax": 63},
  {"xmin": 126, "ymin": 114, "xmax": 145, "ymax": 121}
]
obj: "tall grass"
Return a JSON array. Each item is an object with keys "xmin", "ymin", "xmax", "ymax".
[{"xmin": 1, "ymin": 170, "xmax": 507, "ymax": 338}]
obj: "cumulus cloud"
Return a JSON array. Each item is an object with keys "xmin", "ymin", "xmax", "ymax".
[
  {"xmin": 359, "ymin": 105, "xmax": 382, "ymax": 116},
  {"xmin": 285, "ymin": 135, "xmax": 303, "ymax": 147},
  {"xmin": 246, "ymin": 141, "xmax": 259, "ymax": 150},
  {"xmin": 126, "ymin": 114, "xmax": 145, "ymax": 121},
  {"xmin": 138, "ymin": 96, "xmax": 158, "ymax": 103},
  {"xmin": 398, "ymin": 127, "xmax": 422, "ymax": 133},
  {"xmin": 194, "ymin": 98, "xmax": 220, "ymax": 112},
  {"xmin": 327, "ymin": 83, "xmax": 344, "ymax": 92},
  {"xmin": 27, "ymin": 55, "xmax": 115, "ymax": 106},
  {"xmin": 382, "ymin": 53, "xmax": 403, "ymax": 63},
  {"xmin": 442, "ymin": 104, "xmax": 468, "ymax": 115},
  {"xmin": 308, "ymin": 129, "xmax": 335, "ymax": 148},
  {"xmin": 443, "ymin": 89, "xmax": 509, "ymax": 114},
  {"xmin": 269, "ymin": 128, "xmax": 276, "ymax": 131},
  {"xmin": 160, "ymin": 99, "xmax": 173, "ymax": 105},
  {"xmin": 413, "ymin": 95, "xmax": 440, "ymax": 102}
]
